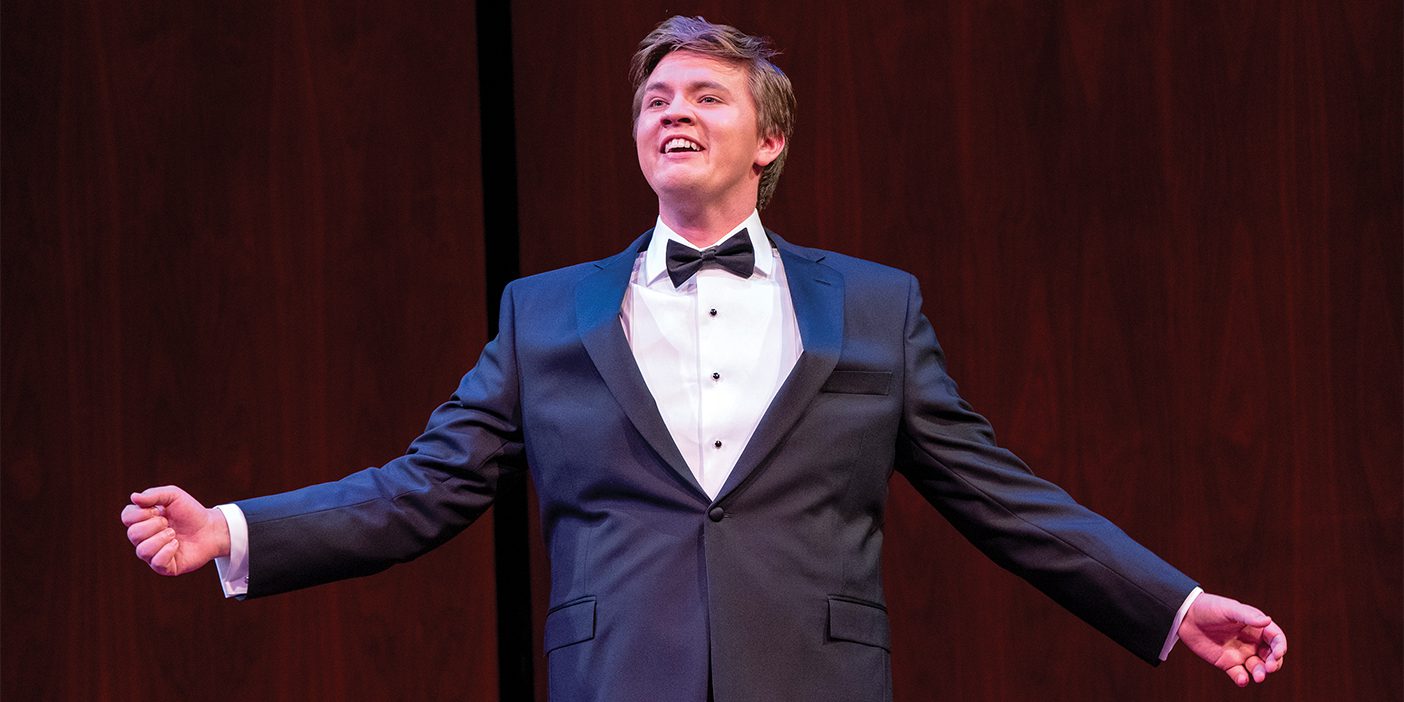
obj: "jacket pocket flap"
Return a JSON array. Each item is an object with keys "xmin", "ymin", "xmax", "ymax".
[
  {"xmin": 544, "ymin": 597, "xmax": 596, "ymax": 653},
  {"xmin": 828, "ymin": 596, "xmax": 891, "ymax": 650},
  {"xmin": 821, "ymin": 370, "xmax": 892, "ymax": 395}
]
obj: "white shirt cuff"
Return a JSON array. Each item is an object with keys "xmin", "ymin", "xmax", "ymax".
[
  {"xmin": 213, "ymin": 503, "xmax": 249, "ymax": 598},
  {"xmin": 1159, "ymin": 586, "xmax": 1203, "ymax": 660}
]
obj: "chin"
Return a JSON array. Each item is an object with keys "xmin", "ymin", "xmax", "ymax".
[{"xmin": 649, "ymin": 176, "xmax": 708, "ymax": 200}]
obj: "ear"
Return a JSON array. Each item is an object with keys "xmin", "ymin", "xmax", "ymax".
[{"xmin": 754, "ymin": 131, "xmax": 786, "ymax": 168}]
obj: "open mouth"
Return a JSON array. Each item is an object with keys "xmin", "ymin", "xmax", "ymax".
[{"xmin": 662, "ymin": 137, "xmax": 703, "ymax": 153}]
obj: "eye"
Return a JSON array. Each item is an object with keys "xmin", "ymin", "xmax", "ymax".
[
  {"xmin": 647, "ymin": 98, "xmax": 667, "ymax": 108},
  {"xmin": 699, "ymin": 96, "xmax": 721, "ymax": 104}
]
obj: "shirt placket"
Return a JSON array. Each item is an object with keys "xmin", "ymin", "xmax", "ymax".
[{"xmin": 694, "ymin": 275, "xmax": 737, "ymax": 498}]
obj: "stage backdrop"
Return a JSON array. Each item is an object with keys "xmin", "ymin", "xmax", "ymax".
[
  {"xmin": 4, "ymin": 1, "xmax": 1400, "ymax": 701},
  {"xmin": 3, "ymin": 1, "xmax": 497, "ymax": 699}
]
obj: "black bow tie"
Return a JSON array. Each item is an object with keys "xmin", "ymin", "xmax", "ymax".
[{"xmin": 665, "ymin": 230, "xmax": 756, "ymax": 288}]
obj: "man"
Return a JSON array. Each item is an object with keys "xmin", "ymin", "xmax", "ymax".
[{"xmin": 122, "ymin": 16, "xmax": 1286, "ymax": 701}]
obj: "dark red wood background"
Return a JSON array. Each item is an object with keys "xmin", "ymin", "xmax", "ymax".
[
  {"xmin": 4, "ymin": 1, "xmax": 1400, "ymax": 700},
  {"xmin": 2, "ymin": 1, "xmax": 498, "ymax": 699}
]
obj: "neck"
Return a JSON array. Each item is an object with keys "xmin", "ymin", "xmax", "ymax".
[{"xmin": 657, "ymin": 198, "xmax": 756, "ymax": 248}]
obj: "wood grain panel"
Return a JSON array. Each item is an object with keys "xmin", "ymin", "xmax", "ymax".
[
  {"xmin": 511, "ymin": 2, "xmax": 1400, "ymax": 700},
  {"xmin": 2, "ymin": 2, "xmax": 497, "ymax": 699},
  {"xmin": 5, "ymin": 1, "xmax": 1397, "ymax": 700}
]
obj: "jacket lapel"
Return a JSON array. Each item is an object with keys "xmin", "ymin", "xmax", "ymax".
[
  {"xmin": 575, "ymin": 232, "xmax": 710, "ymax": 502},
  {"xmin": 714, "ymin": 232, "xmax": 845, "ymax": 503}
]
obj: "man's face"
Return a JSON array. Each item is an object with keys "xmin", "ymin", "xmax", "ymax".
[{"xmin": 634, "ymin": 51, "xmax": 783, "ymax": 211}]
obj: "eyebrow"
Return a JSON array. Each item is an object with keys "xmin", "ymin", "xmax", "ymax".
[{"xmin": 643, "ymin": 79, "xmax": 733, "ymax": 94}]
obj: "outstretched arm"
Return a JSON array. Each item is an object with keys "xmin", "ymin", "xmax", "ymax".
[
  {"xmin": 1178, "ymin": 592, "xmax": 1288, "ymax": 686},
  {"xmin": 120, "ymin": 486, "xmax": 231, "ymax": 576}
]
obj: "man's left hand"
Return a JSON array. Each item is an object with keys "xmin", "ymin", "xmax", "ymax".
[{"xmin": 1178, "ymin": 592, "xmax": 1288, "ymax": 686}]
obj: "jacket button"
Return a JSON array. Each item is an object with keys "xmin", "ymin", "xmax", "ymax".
[{"xmin": 708, "ymin": 507, "xmax": 725, "ymax": 522}]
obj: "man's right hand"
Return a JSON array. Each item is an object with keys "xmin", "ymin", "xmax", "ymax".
[{"xmin": 121, "ymin": 486, "xmax": 231, "ymax": 576}]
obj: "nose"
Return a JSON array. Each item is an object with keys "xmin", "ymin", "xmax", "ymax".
[{"xmin": 660, "ymin": 99, "xmax": 693, "ymax": 126}]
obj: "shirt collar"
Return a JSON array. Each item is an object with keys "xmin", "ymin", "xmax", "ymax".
[{"xmin": 643, "ymin": 210, "xmax": 772, "ymax": 286}]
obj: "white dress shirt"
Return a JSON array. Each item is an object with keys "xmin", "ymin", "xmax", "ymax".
[
  {"xmin": 213, "ymin": 209, "xmax": 1197, "ymax": 660},
  {"xmin": 621, "ymin": 211, "xmax": 801, "ymax": 499}
]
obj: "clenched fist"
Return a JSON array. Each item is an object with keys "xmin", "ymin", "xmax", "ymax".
[{"xmin": 120, "ymin": 486, "xmax": 231, "ymax": 576}]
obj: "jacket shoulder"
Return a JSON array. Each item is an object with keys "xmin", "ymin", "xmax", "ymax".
[
  {"xmin": 779, "ymin": 238, "xmax": 918, "ymax": 291},
  {"xmin": 504, "ymin": 234, "xmax": 648, "ymax": 297},
  {"xmin": 508, "ymin": 260, "xmax": 599, "ymax": 290}
]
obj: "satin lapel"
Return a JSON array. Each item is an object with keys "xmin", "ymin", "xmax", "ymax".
[
  {"xmin": 714, "ymin": 235, "xmax": 844, "ymax": 503},
  {"xmin": 575, "ymin": 232, "xmax": 709, "ymax": 502}
]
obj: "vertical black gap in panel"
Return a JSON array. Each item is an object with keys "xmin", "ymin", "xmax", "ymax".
[{"xmin": 476, "ymin": 0, "xmax": 532, "ymax": 700}]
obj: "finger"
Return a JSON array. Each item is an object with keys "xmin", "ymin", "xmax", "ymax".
[
  {"xmin": 135, "ymin": 528, "xmax": 176, "ymax": 562},
  {"xmin": 149, "ymin": 538, "xmax": 180, "ymax": 576},
  {"xmin": 130, "ymin": 487, "xmax": 183, "ymax": 509},
  {"xmin": 1221, "ymin": 601, "xmax": 1271, "ymax": 628},
  {"xmin": 1263, "ymin": 622, "xmax": 1288, "ymax": 661},
  {"xmin": 1252, "ymin": 623, "xmax": 1287, "ymax": 673},
  {"xmin": 126, "ymin": 517, "xmax": 169, "ymax": 546},
  {"xmin": 1226, "ymin": 664, "xmax": 1249, "ymax": 687},
  {"xmin": 120, "ymin": 503, "xmax": 164, "ymax": 526},
  {"xmin": 1244, "ymin": 655, "xmax": 1267, "ymax": 683}
]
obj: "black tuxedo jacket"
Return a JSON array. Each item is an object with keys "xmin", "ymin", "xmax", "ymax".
[{"xmin": 237, "ymin": 231, "xmax": 1197, "ymax": 702}]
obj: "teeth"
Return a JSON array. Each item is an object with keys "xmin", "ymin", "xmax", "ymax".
[{"xmin": 665, "ymin": 138, "xmax": 700, "ymax": 152}]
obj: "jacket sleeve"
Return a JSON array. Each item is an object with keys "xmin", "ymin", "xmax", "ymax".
[
  {"xmin": 235, "ymin": 281, "xmax": 526, "ymax": 598},
  {"xmin": 892, "ymin": 274, "xmax": 1196, "ymax": 665}
]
